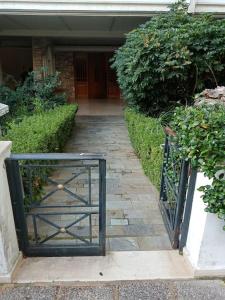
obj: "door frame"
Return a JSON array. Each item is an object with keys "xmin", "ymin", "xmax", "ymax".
[{"xmin": 74, "ymin": 51, "xmax": 120, "ymax": 100}]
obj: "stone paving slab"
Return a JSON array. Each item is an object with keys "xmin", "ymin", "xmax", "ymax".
[
  {"xmin": 0, "ymin": 280, "xmax": 225, "ymax": 300},
  {"xmin": 67, "ymin": 116, "xmax": 170, "ymax": 251},
  {"xmin": 26, "ymin": 116, "xmax": 170, "ymax": 251},
  {"xmin": 109, "ymin": 237, "xmax": 140, "ymax": 251}
]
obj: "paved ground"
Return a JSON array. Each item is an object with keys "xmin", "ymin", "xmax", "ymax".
[
  {"xmin": 0, "ymin": 280, "xmax": 225, "ymax": 299},
  {"xmin": 66, "ymin": 116, "xmax": 170, "ymax": 251},
  {"xmin": 76, "ymin": 98, "xmax": 124, "ymax": 116},
  {"xmin": 27, "ymin": 115, "xmax": 170, "ymax": 251}
]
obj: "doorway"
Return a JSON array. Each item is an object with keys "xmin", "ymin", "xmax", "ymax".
[{"xmin": 74, "ymin": 52, "xmax": 120, "ymax": 99}]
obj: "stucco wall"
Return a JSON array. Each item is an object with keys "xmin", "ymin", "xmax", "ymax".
[
  {"xmin": 0, "ymin": 141, "xmax": 20, "ymax": 283},
  {"xmin": 184, "ymin": 172, "xmax": 225, "ymax": 276}
]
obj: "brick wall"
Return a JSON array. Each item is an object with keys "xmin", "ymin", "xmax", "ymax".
[
  {"xmin": 32, "ymin": 38, "xmax": 45, "ymax": 72},
  {"xmin": 55, "ymin": 52, "xmax": 75, "ymax": 103},
  {"xmin": 32, "ymin": 38, "xmax": 75, "ymax": 102}
]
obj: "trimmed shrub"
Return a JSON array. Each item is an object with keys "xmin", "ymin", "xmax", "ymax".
[
  {"xmin": 1, "ymin": 104, "xmax": 78, "ymax": 205},
  {"xmin": 112, "ymin": 0, "xmax": 225, "ymax": 116},
  {"xmin": 124, "ymin": 108, "xmax": 164, "ymax": 189},
  {"xmin": 2, "ymin": 104, "xmax": 77, "ymax": 153}
]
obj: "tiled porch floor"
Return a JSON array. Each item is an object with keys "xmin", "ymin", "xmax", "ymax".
[
  {"xmin": 64, "ymin": 115, "xmax": 171, "ymax": 251},
  {"xmin": 76, "ymin": 98, "xmax": 124, "ymax": 116}
]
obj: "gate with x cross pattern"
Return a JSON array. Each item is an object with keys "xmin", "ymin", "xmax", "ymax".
[{"xmin": 5, "ymin": 153, "xmax": 106, "ymax": 257}]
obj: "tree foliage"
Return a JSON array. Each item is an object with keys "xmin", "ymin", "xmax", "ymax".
[{"xmin": 112, "ymin": 0, "xmax": 225, "ymax": 115}]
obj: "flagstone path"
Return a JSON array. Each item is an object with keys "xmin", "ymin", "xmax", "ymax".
[
  {"xmin": 27, "ymin": 115, "xmax": 170, "ymax": 251},
  {"xmin": 64, "ymin": 115, "xmax": 171, "ymax": 251}
]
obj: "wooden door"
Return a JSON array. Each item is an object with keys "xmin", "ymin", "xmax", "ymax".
[
  {"xmin": 74, "ymin": 54, "xmax": 88, "ymax": 99},
  {"xmin": 88, "ymin": 53, "xmax": 106, "ymax": 99},
  {"xmin": 106, "ymin": 53, "xmax": 120, "ymax": 99}
]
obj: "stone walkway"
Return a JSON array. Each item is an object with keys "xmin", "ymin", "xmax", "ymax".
[
  {"xmin": 1, "ymin": 280, "xmax": 225, "ymax": 300},
  {"xmin": 64, "ymin": 116, "xmax": 170, "ymax": 251},
  {"xmin": 27, "ymin": 115, "xmax": 170, "ymax": 251}
]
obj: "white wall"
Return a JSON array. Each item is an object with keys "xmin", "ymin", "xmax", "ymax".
[
  {"xmin": 185, "ymin": 172, "xmax": 225, "ymax": 276},
  {"xmin": 0, "ymin": 141, "xmax": 21, "ymax": 283},
  {"xmin": 0, "ymin": 0, "xmax": 173, "ymax": 15},
  {"xmin": 1, "ymin": 1, "xmax": 225, "ymax": 15},
  {"xmin": 195, "ymin": 0, "xmax": 225, "ymax": 14},
  {"xmin": 1, "ymin": 0, "xmax": 225, "ymax": 17}
]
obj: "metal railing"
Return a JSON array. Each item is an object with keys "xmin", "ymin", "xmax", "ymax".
[
  {"xmin": 5, "ymin": 153, "xmax": 106, "ymax": 257},
  {"xmin": 159, "ymin": 135, "xmax": 197, "ymax": 250}
]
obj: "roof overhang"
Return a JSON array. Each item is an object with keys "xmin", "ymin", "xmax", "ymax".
[
  {"xmin": 1, "ymin": 1, "xmax": 225, "ymax": 42},
  {"xmin": 0, "ymin": 1, "xmax": 173, "ymax": 40},
  {"xmin": 0, "ymin": 0, "xmax": 173, "ymax": 16},
  {"xmin": 0, "ymin": 14, "xmax": 151, "ymax": 40},
  {"xmin": 1, "ymin": 1, "xmax": 225, "ymax": 16},
  {"xmin": 189, "ymin": 0, "xmax": 225, "ymax": 14}
]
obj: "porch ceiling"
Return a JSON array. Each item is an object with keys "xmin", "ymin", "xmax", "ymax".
[{"xmin": 0, "ymin": 15, "xmax": 150, "ymax": 38}]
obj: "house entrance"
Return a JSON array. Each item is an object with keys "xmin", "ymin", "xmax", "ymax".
[{"xmin": 74, "ymin": 52, "xmax": 120, "ymax": 99}]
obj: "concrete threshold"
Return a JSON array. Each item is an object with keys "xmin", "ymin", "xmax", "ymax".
[{"xmin": 12, "ymin": 250, "xmax": 194, "ymax": 283}]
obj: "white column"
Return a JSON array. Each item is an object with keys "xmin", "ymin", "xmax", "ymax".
[
  {"xmin": 0, "ymin": 141, "xmax": 21, "ymax": 283},
  {"xmin": 188, "ymin": 0, "xmax": 196, "ymax": 13},
  {"xmin": 184, "ymin": 172, "xmax": 225, "ymax": 276}
]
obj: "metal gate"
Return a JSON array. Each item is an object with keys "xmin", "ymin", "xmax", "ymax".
[
  {"xmin": 159, "ymin": 135, "xmax": 197, "ymax": 250},
  {"xmin": 5, "ymin": 153, "xmax": 106, "ymax": 257}
]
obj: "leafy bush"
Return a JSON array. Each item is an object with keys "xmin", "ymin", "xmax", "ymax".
[
  {"xmin": 112, "ymin": 0, "xmax": 225, "ymax": 116},
  {"xmin": 170, "ymin": 104, "xmax": 225, "ymax": 229},
  {"xmin": 2, "ymin": 104, "xmax": 78, "ymax": 153},
  {"xmin": 124, "ymin": 108, "xmax": 164, "ymax": 189},
  {"xmin": 0, "ymin": 70, "xmax": 66, "ymax": 118}
]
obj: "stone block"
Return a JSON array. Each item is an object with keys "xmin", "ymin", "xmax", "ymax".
[
  {"xmin": 111, "ymin": 218, "xmax": 129, "ymax": 226},
  {"xmin": 108, "ymin": 237, "xmax": 139, "ymax": 251}
]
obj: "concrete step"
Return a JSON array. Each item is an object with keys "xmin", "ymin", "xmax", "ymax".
[{"xmin": 12, "ymin": 251, "xmax": 193, "ymax": 283}]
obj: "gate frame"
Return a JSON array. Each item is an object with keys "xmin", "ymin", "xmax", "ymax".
[
  {"xmin": 159, "ymin": 135, "xmax": 197, "ymax": 251},
  {"xmin": 5, "ymin": 153, "xmax": 106, "ymax": 257}
]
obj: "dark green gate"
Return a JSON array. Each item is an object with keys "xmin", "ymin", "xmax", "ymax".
[
  {"xmin": 5, "ymin": 153, "xmax": 106, "ymax": 257},
  {"xmin": 159, "ymin": 135, "xmax": 197, "ymax": 251}
]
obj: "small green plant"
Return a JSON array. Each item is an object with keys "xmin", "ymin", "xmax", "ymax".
[
  {"xmin": 170, "ymin": 104, "xmax": 225, "ymax": 229},
  {"xmin": 124, "ymin": 108, "xmax": 164, "ymax": 189},
  {"xmin": 112, "ymin": 0, "xmax": 225, "ymax": 116},
  {"xmin": 0, "ymin": 70, "xmax": 67, "ymax": 134}
]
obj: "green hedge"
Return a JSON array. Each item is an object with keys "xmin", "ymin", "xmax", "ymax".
[
  {"xmin": 2, "ymin": 104, "xmax": 78, "ymax": 153},
  {"xmin": 124, "ymin": 108, "xmax": 164, "ymax": 189},
  {"xmin": 1, "ymin": 104, "xmax": 78, "ymax": 205}
]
